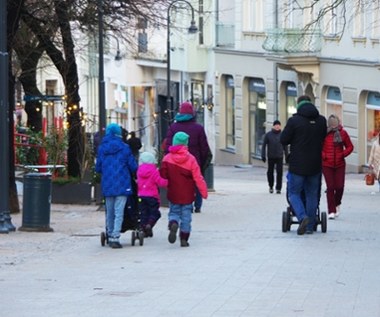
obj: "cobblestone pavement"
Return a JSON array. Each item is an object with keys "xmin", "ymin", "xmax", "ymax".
[{"xmin": 1, "ymin": 165, "xmax": 380, "ymax": 317}]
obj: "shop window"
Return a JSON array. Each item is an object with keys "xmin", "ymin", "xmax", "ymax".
[
  {"xmin": 326, "ymin": 86, "xmax": 343, "ymax": 122},
  {"xmin": 248, "ymin": 78, "xmax": 266, "ymax": 158},
  {"xmin": 225, "ymin": 76, "xmax": 235, "ymax": 148},
  {"xmin": 286, "ymin": 82, "xmax": 297, "ymax": 120},
  {"xmin": 366, "ymin": 91, "xmax": 380, "ymax": 151}
]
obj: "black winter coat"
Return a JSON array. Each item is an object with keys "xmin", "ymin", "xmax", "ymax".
[
  {"xmin": 280, "ymin": 102, "xmax": 327, "ymax": 176},
  {"xmin": 261, "ymin": 129, "xmax": 285, "ymax": 160}
]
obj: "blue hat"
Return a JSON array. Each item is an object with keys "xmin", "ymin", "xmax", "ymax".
[
  {"xmin": 106, "ymin": 123, "xmax": 122, "ymax": 136},
  {"xmin": 173, "ymin": 132, "xmax": 189, "ymax": 146}
]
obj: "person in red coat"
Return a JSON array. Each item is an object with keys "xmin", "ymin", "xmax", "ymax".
[{"xmin": 322, "ymin": 114, "xmax": 354, "ymax": 219}]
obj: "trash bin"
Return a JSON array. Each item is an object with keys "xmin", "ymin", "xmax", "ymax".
[
  {"xmin": 204, "ymin": 163, "xmax": 215, "ymax": 192},
  {"xmin": 19, "ymin": 173, "xmax": 53, "ymax": 232}
]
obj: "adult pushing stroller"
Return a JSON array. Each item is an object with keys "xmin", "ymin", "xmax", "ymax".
[
  {"xmin": 281, "ymin": 175, "xmax": 327, "ymax": 233},
  {"xmin": 100, "ymin": 177, "xmax": 145, "ymax": 246}
]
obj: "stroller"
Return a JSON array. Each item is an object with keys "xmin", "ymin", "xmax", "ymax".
[
  {"xmin": 281, "ymin": 176, "xmax": 327, "ymax": 233},
  {"xmin": 100, "ymin": 177, "xmax": 145, "ymax": 246}
]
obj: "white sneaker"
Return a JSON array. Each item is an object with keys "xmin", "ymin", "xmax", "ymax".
[
  {"xmin": 328, "ymin": 213, "xmax": 335, "ymax": 219},
  {"xmin": 335, "ymin": 205, "xmax": 340, "ymax": 217}
]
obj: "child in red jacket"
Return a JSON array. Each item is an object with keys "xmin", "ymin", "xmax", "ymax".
[
  {"xmin": 137, "ymin": 152, "xmax": 168, "ymax": 237},
  {"xmin": 160, "ymin": 132, "xmax": 208, "ymax": 247}
]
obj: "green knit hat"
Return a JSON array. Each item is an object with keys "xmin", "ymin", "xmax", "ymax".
[
  {"xmin": 139, "ymin": 152, "xmax": 156, "ymax": 164},
  {"xmin": 173, "ymin": 132, "xmax": 189, "ymax": 146},
  {"xmin": 297, "ymin": 100, "xmax": 310, "ymax": 109}
]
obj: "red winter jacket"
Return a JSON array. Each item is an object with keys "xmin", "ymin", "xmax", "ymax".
[
  {"xmin": 160, "ymin": 145, "xmax": 208, "ymax": 204},
  {"xmin": 322, "ymin": 125, "xmax": 353, "ymax": 168}
]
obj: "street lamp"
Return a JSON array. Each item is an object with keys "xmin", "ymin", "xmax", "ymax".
[
  {"xmin": 0, "ymin": 0, "xmax": 15, "ymax": 233},
  {"xmin": 166, "ymin": 0, "xmax": 198, "ymax": 122},
  {"xmin": 98, "ymin": 0, "xmax": 106, "ymax": 137}
]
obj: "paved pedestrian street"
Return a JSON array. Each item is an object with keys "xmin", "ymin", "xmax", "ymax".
[{"xmin": 1, "ymin": 165, "xmax": 379, "ymax": 317}]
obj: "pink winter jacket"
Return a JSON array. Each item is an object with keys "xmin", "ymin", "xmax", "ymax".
[{"xmin": 137, "ymin": 163, "xmax": 168, "ymax": 200}]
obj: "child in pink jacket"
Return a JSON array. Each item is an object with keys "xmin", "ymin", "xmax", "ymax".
[
  {"xmin": 160, "ymin": 132, "xmax": 208, "ymax": 247},
  {"xmin": 137, "ymin": 152, "xmax": 168, "ymax": 237}
]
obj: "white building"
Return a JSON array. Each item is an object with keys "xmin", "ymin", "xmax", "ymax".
[{"xmin": 213, "ymin": 0, "xmax": 380, "ymax": 172}]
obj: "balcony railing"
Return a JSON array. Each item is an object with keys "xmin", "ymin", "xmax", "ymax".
[
  {"xmin": 216, "ymin": 22, "xmax": 235, "ymax": 48},
  {"xmin": 262, "ymin": 28, "xmax": 322, "ymax": 53}
]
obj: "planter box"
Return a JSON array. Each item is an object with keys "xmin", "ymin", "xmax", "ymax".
[{"xmin": 52, "ymin": 182, "xmax": 92, "ymax": 205}]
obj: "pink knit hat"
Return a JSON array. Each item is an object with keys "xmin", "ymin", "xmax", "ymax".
[{"xmin": 179, "ymin": 101, "xmax": 194, "ymax": 115}]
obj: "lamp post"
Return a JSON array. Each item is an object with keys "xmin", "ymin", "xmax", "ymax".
[
  {"xmin": 166, "ymin": 0, "xmax": 198, "ymax": 122},
  {"xmin": 0, "ymin": 0, "xmax": 15, "ymax": 233},
  {"xmin": 98, "ymin": 0, "xmax": 106, "ymax": 137}
]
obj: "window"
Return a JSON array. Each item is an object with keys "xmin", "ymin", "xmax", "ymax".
[
  {"xmin": 225, "ymin": 76, "xmax": 235, "ymax": 148},
  {"xmin": 353, "ymin": 1, "xmax": 366, "ymax": 38},
  {"xmin": 371, "ymin": 2, "xmax": 380, "ymax": 39},
  {"xmin": 326, "ymin": 86, "xmax": 343, "ymax": 123},
  {"xmin": 286, "ymin": 82, "xmax": 297, "ymax": 120},
  {"xmin": 366, "ymin": 92, "xmax": 380, "ymax": 160},
  {"xmin": 242, "ymin": 0, "xmax": 263, "ymax": 32}
]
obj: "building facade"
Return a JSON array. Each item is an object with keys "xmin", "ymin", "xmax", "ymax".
[{"xmin": 214, "ymin": 0, "xmax": 380, "ymax": 172}]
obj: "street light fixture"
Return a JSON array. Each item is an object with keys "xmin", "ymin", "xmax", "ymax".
[{"xmin": 166, "ymin": 0, "xmax": 198, "ymax": 122}]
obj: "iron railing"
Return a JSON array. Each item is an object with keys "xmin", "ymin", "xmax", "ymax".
[{"xmin": 262, "ymin": 28, "xmax": 322, "ymax": 53}]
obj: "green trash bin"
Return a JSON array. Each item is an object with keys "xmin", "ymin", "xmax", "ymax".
[{"xmin": 19, "ymin": 173, "xmax": 53, "ymax": 232}]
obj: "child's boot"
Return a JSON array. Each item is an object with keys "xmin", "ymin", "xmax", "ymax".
[
  {"xmin": 180, "ymin": 232, "xmax": 190, "ymax": 247},
  {"xmin": 145, "ymin": 224, "xmax": 153, "ymax": 237},
  {"xmin": 168, "ymin": 221, "xmax": 178, "ymax": 244}
]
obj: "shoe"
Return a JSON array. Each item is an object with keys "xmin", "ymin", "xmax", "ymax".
[
  {"xmin": 180, "ymin": 239, "xmax": 190, "ymax": 247},
  {"xmin": 269, "ymin": 188, "xmax": 274, "ymax": 193},
  {"xmin": 276, "ymin": 190, "xmax": 281, "ymax": 194},
  {"xmin": 297, "ymin": 217, "xmax": 310, "ymax": 235},
  {"xmin": 194, "ymin": 207, "xmax": 201, "ymax": 213},
  {"xmin": 305, "ymin": 229, "xmax": 314, "ymax": 234},
  {"xmin": 110, "ymin": 241, "xmax": 123, "ymax": 249},
  {"xmin": 168, "ymin": 222, "xmax": 178, "ymax": 244},
  {"xmin": 335, "ymin": 205, "xmax": 340, "ymax": 217},
  {"xmin": 145, "ymin": 224, "xmax": 153, "ymax": 237},
  {"xmin": 328, "ymin": 213, "xmax": 335, "ymax": 219}
]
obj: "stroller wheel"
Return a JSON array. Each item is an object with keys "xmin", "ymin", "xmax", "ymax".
[
  {"xmin": 321, "ymin": 212, "xmax": 327, "ymax": 233},
  {"xmin": 286, "ymin": 210, "xmax": 292, "ymax": 231},
  {"xmin": 282, "ymin": 211, "xmax": 288, "ymax": 232},
  {"xmin": 131, "ymin": 231, "xmax": 136, "ymax": 246},
  {"xmin": 100, "ymin": 232, "xmax": 107, "ymax": 247},
  {"xmin": 138, "ymin": 231, "xmax": 144, "ymax": 246}
]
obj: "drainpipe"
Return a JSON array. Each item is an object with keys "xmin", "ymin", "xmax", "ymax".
[{"xmin": 273, "ymin": 0, "xmax": 279, "ymax": 119}]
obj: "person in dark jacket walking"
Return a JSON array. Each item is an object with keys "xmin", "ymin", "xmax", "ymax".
[
  {"xmin": 322, "ymin": 114, "xmax": 353, "ymax": 219},
  {"xmin": 280, "ymin": 96, "xmax": 327, "ymax": 235},
  {"xmin": 261, "ymin": 120, "xmax": 286, "ymax": 194},
  {"xmin": 126, "ymin": 131, "xmax": 142, "ymax": 163},
  {"xmin": 165, "ymin": 101, "xmax": 212, "ymax": 213},
  {"xmin": 95, "ymin": 123, "xmax": 138, "ymax": 248}
]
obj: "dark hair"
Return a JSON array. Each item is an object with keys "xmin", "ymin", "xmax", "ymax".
[
  {"xmin": 297, "ymin": 95, "xmax": 311, "ymax": 104},
  {"xmin": 130, "ymin": 131, "xmax": 136, "ymax": 138}
]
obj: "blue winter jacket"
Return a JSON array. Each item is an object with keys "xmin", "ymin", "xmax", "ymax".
[{"xmin": 95, "ymin": 135, "xmax": 137, "ymax": 197}]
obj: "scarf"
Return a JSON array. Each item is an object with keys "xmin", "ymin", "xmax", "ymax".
[{"xmin": 327, "ymin": 127, "xmax": 342, "ymax": 144}]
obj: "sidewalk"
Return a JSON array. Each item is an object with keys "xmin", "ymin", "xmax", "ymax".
[{"xmin": 1, "ymin": 165, "xmax": 379, "ymax": 317}]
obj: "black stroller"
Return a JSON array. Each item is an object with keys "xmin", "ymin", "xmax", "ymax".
[
  {"xmin": 100, "ymin": 177, "xmax": 145, "ymax": 246},
  {"xmin": 282, "ymin": 176, "xmax": 327, "ymax": 233}
]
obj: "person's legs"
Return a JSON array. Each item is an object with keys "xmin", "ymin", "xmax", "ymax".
[
  {"xmin": 287, "ymin": 172, "xmax": 306, "ymax": 221},
  {"xmin": 179, "ymin": 204, "xmax": 193, "ymax": 247},
  {"xmin": 138, "ymin": 197, "xmax": 149, "ymax": 229},
  {"xmin": 267, "ymin": 159, "xmax": 275, "ymax": 191},
  {"xmin": 105, "ymin": 197, "xmax": 115, "ymax": 238},
  {"xmin": 334, "ymin": 165, "xmax": 346, "ymax": 209},
  {"xmin": 194, "ymin": 188, "xmax": 202, "ymax": 212},
  {"xmin": 275, "ymin": 158, "xmax": 283, "ymax": 192},
  {"xmin": 112, "ymin": 196, "xmax": 127, "ymax": 241},
  {"xmin": 168, "ymin": 203, "xmax": 180, "ymax": 243},
  {"xmin": 322, "ymin": 166, "xmax": 336, "ymax": 216},
  {"xmin": 304, "ymin": 173, "xmax": 321, "ymax": 231}
]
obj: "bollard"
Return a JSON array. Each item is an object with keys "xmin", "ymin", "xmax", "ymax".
[{"xmin": 19, "ymin": 173, "xmax": 53, "ymax": 232}]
